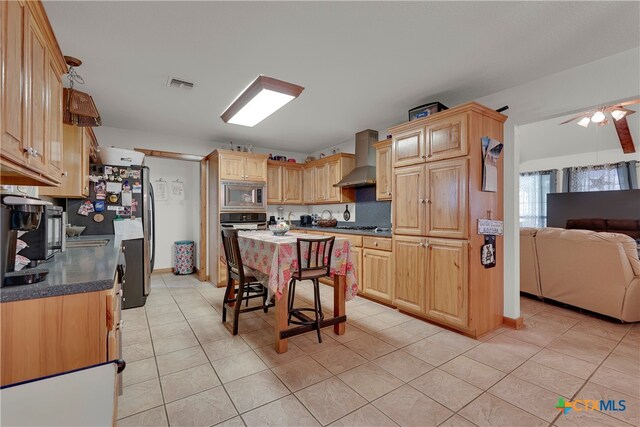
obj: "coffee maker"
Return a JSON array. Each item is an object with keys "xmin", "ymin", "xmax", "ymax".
[{"xmin": 1, "ymin": 196, "xmax": 52, "ymax": 287}]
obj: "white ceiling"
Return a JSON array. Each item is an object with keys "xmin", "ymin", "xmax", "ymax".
[
  {"xmin": 44, "ymin": 1, "xmax": 640, "ymax": 153},
  {"xmin": 519, "ymin": 105, "xmax": 640, "ymax": 162}
]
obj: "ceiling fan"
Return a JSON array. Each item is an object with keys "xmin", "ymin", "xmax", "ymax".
[{"xmin": 560, "ymin": 99, "xmax": 639, "ymax": 154}]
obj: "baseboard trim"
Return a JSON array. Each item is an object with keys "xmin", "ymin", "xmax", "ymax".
[
  {"xmin": 153, "ymin": 267, "xmax": 200, "ymax": 275},
  {"xmin": 503, "ymin": 316, "xmax": 524, "ymax": 329}
]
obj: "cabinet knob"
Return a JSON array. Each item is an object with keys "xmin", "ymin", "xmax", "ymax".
[
  {"xmin": 420, "ymin": 199, "xmax": 426, "ymax": 204},
  {"xmin": 32, "ymin": 149, "xmax": 39, "ymax": 157},
  {"xmin": 374, "ymin": 242, "xmax": 378, "ymax": 246},
  {"xmin": 427, "ymin": 153, "xmax": 432, "ymax": 158},
  {"xmin": 25, "ymin": 147, "xmax": 34, "ymax": 156},
  {"xmin": 422, "ymin": 155, "xmax": 427, "ymax": 159},
  {"xmin": 387, "ymin": 192, "xmax": 392, "ymax": 196},
  {"xmin": 84, "ymin": 186, "xmax": 89, "ymax": 191},
  {"xmin": 426, "ymin": 198, "xmax": 430, "ymax": 204},
  {"xmin": 62, "ymin": 171, "xmax": 68, "ymax": 177}
]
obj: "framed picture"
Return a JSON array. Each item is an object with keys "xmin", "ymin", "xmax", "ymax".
[{"xmin": 408, "ymin": 102, "xmax": 448, "ymax": 121}]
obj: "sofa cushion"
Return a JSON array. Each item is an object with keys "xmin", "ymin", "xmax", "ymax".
[
  {"xmin": 535, "ymin": 228, "xmax": 639, "ymax": 320},
  {"xmin": 606, "ymin": 219, "xmax": 640, "ymax": 239},
  {"xmin": 566, "ymin": 218, "xmax": 607, "ymax": 232}
]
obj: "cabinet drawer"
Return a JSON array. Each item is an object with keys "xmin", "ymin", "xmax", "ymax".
[
  {"xmin": 362, "ymin": 236, "xmax": 392, "ymax": 251},
  {"xmin": 330, "ymin": 233, "xmax": 362, "ymax": 248}
]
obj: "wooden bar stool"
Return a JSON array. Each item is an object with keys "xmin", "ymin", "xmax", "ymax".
[
  {"xmin": 220, "ymin": 228, "xmax": 273, "ymax": 335},
  {"xmin": 287, "ymin": 236, "xmax": 335, "ymax": 343}
]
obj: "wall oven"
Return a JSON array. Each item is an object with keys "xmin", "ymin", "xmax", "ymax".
[{"xmin": 221, "ymin": 181, "xmax": 265, "ymax": 212}]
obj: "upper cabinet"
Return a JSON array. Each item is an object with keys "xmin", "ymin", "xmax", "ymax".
[
  {"xmin": 304, "ymin": 153, "xmax": 355, "ymax": 205},
  {"xmin": 267, "ymin": 161, "xmax": 303, "ymax": 204},
  {"xmin": 219, "ymin": 151, "xmax": 267, "ymax": 182},
  {"xmin": 373, "ymin": 139, "xmax": 392, "ymax": 200},
  {"xmin": 40, "ymin": 125, "xmax": 95, "ymax": 198},
  {"xmin": 0, "ymin": 0, "xmax": 67, "ymax": 186},
  {"xmin": 265, "ymin": 153, "xmax": 355, "ymax": 205},
  {"xmin": 392, "ymin": 112, "xmax": 469, "ymax": 167}
]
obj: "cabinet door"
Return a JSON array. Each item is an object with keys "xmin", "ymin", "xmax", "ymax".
[
  {"xmin": 425, "ymin": 239, "xmax": 468, "ymax": 328},
  {"xmin": 362, "ymin": 248, "xmax": 393, "ymax": 304},
  {"xmin": 24, "ymin": 11, "xmax": 48, "ymax": 173},
  {"xmin": 426, "ymin": 158, "xmax": 468, "ymax": 239},
  {"xmin": 393, "ymin": 128, "xmax": 425, "ymax": 167},
  {"xmin": 39, "ymin": 124, "xmax": 82, "ymax": 197},
  {"xmin": 267, "ymin": 164, "xmax": 282, "ymax": 203},
  {"xmin": 245, "ymin": 157, "xmax": 267, "ymax": 181},
  {"xmin": 393, "ymin": 165, "xmax": 425, "ymax": 236},
  {"xmin": 219, "ymin": 154, "xmax": 246, "ymax": 180},
  {"xmin": 425, "ymin": 113, "xmax": 468, "ymax": 161},
  {"xmin": 46, "ymin": 59, "xmax": 63, "ymax": 177},
  {"xmin": 314, "ymin": 164, "xmax": 327, "ymax": 202},
  {"xmin": 375, "ymin": 144, "xmax": 392, "ymax": 200},
  {"xmin": 350, "ymin": 245, "xmax": 362, "ymax": 296},
  {"xmin": 80, "ymin": 128, "xmax": 91, "ymax": 196},
  {"xmin": 1, "ymin": 0, "xmax": 28, "ymax": 165},
  {"xmin": 283, "ymin": 166, "xmax": 303, "ymax": 204},
  {"xmin": 303, "ymin": 167, "xmax": 315, "ymax": 203},
  {"xmin": 325, "ymin": 159, "xmax": 341, "ymax": 202},
  {"xmin": 393, "ymin": 236, "xmax": 426, "ymax": 314}
]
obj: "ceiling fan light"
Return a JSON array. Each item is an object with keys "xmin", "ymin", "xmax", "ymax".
[
  {"xmin": 577, "ymin": 117, "xmax": 591, "ymax": 127},
  {"xmin": 591, "ymin": 111, "xmax": 606, "ymax": 123},
  {"xmin": 221, "ymin": 75, "xmax": 304, "ymax": 127},
  {"xmin": 611, "ymin": 109, "xmax": 627, "ymax": 121}
]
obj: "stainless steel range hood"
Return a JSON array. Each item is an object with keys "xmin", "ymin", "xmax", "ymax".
[{"xmin": 334, "ymin": 129, "xmax": 379, "ymax": 188}]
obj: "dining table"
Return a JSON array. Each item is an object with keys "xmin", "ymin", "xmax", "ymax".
[{"xmin": 234, "ymin": 230, "xmax": 358, "ymax": 353}]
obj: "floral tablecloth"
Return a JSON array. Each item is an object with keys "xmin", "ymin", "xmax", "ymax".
[{"xmin": 232, "ymin": 231, "xmax": 358, "ymax": 302}]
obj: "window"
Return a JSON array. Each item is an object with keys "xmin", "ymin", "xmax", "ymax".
[
  {"xmin": 519, "ymin": 170, "xmax": 556, "ymax": 228},
  {"xmin": 564, "ymin": 162, "xmax": 638, "ymax": 192}
]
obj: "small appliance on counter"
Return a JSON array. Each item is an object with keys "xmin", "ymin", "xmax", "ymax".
[
  {"xmin": 1, "ymin": 196, "xmax": 52, "ymax": 287},
  {"xmin": 21, "ymin": 205, "xmax": 65, "ymax": 262},
  {"xmin": 300, "ymin": 215, "xmax": 313, "ymax": 226}
]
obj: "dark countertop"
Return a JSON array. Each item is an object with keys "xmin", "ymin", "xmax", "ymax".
[
  {"xmin": 1, "ymin": 235, "xmax": 122, "ymax": 303},
  {"xmin": 291, "ymin": 225, "xmax": 392, "ymax": 238}
]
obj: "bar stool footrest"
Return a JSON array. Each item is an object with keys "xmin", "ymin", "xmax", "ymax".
[{"xmin": 289, "ymin": 307, "xmax": 324, "ymax": 326}]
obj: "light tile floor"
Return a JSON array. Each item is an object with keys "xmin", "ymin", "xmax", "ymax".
[{"xmin": 117, "ymin": 273, "xmax": 640, "ymax": 426}]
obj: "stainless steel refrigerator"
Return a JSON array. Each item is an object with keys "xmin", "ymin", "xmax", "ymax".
[{"xmin": 66, "ymin": 165, "xmax": 155, "ymax": 308}]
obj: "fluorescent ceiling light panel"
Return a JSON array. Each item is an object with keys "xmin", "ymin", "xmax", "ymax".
[
  {"xmin": 221, "ymin": 76, "xmax": 304, "ymax": 127},
  {"xmin": 577, "ymin": 117, "xmax": 591, "ymax": 127}
]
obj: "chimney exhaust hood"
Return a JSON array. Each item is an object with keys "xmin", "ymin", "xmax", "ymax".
[{"xmin": 334, "ymin": 129, "xmax": 379, "ymax": 188}]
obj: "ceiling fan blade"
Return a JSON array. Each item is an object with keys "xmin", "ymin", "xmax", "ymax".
[
  {"xmin": 559, "ymin": 112, "xmax": 590, "ymax": 125},
  {"xmin": 614, "ymin": 99, "xmax": 640, "ymax": 108},
  {"xmin": 612, "ymin": 116, "xmax": 636, "ymax": 154}
]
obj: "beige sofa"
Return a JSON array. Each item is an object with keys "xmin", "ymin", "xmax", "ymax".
[{"xmin": 520, "ymin": 227, "xmax": 640, "ymax": 322}]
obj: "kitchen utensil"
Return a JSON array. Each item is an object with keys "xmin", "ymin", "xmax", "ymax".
[
  {"xmin": 343, "ymin": 205, "xmax": 351, "ymax": 221},
  {"xmin": 317, "ymin": 210, "xmax": 337, "ymax": 227}
]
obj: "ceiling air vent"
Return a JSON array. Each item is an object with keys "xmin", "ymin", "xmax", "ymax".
[{"xmin": 167, "ymin": 77, "xmax": 195, "ymax": 89}]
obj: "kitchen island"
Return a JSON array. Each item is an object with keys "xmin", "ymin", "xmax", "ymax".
[{"xmin": 1, "ymin": 235, "xmax": 123, "ymax": 387}]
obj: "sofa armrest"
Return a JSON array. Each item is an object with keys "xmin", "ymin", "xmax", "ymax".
[{"xmin": 621, "ymin": 277, "xmax": 640, "ymax": 322}]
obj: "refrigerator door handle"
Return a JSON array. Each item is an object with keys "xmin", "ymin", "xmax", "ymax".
[{"xmin": 149, "ymin": 182, "xmax": 156, "ymax": 274}]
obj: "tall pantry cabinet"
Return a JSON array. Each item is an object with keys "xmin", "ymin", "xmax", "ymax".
[{"xmin": 390, "ymin": 102, "xmax": 507, "ymax": 338}]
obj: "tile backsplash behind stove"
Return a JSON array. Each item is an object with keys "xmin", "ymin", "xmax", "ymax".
[{"xmin": 267, "ymin": 186, "xmax": 391, "ymax": 226}]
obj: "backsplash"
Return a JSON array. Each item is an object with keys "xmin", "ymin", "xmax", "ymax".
[{"xmin": 267, "ymin": 187, "xmax": 391, "ymax": 226}]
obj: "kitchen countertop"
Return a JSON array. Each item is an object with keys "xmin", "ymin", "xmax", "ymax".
[
  {"xmin": 1, "ymin": 235, "xmax": 122, "ymax": 303},
  {"xmin": 291, "ymin": 225, "xmax": 392, "ymax": 238}
]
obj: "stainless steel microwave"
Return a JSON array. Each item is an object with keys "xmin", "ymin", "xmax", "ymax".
[{"xmin": 220, "ymin": 181, "xmax": 266, "ymax": 212}]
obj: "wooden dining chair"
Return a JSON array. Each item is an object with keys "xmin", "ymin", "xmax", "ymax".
[
  {"xmin": 287, "ymin": 236, "xmax": 335, "ymax": 343},
  {"xmin": 220, "ymin": 228, "xmax": 272, "ymax": 335}
]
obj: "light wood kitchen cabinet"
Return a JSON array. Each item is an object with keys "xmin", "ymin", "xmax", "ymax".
[
  {"xmin": 362, "ymin": 248, "xmax": 393, "ymax": 304},
  {"xmin": 392, "ymin": 235, "xmax": 426, "ymax": 314},
  {"xmin": 374, "ymin": 139, "xmax": 392, "ymax": 200},
  {"xmin": 389, "ymin": 102, "xmax": 507, "ymax": 338},
  {"xmin": 426, "ymin": 158, "xmax": 468, "ymax": 239},
  {"xmin": 325, "ymin": 159, "xmax": 342, "ymax": 202},
  {"xmin": 40, "ymin": 125, "xmax": 93, "ymax": 198},
  {"xmin": 267, "ymin": 164, "xmax": 282, "ymax": 203},
  {"xmin": 303, "ymin": 166, "xmax": 315, "ymax": 203},
  {"xmin": 393, "ymin": 158, "xmax": 468, "ymax": 239},
  {"xmin": 267, "ymin": 161, "xmax": 303, "ymax": 204},
  {"xmin": 219, "ymin": 151, "xmax": 267, "ymax": 182},
  {"xmin": 0, "ymin": 0, "xmax": 66, "ymax": 186},
  {"xmin": 425, "ymin": 113, "xmax": 468, "ymax": 161},
  {"xmin": 314, "ymin": 163, "xmax": 327, "ymax": 202},
  {"xmin": 393, "ymin": 128, "xmax": 424, "ymax": 167},
  {"xmin": 393, "ymin": 165, "xmax": 425, "ymax": 236},
  {"xmin": 350, "ymin": 245, "xmax": 362, "ymax": 294},
  {"xmin": 0, "ymin": 287, "xmax": 114, "ymax": 386},
  {"xmin": 425, "ymin": 239, "xmax": 468, "ymax": 328}
]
